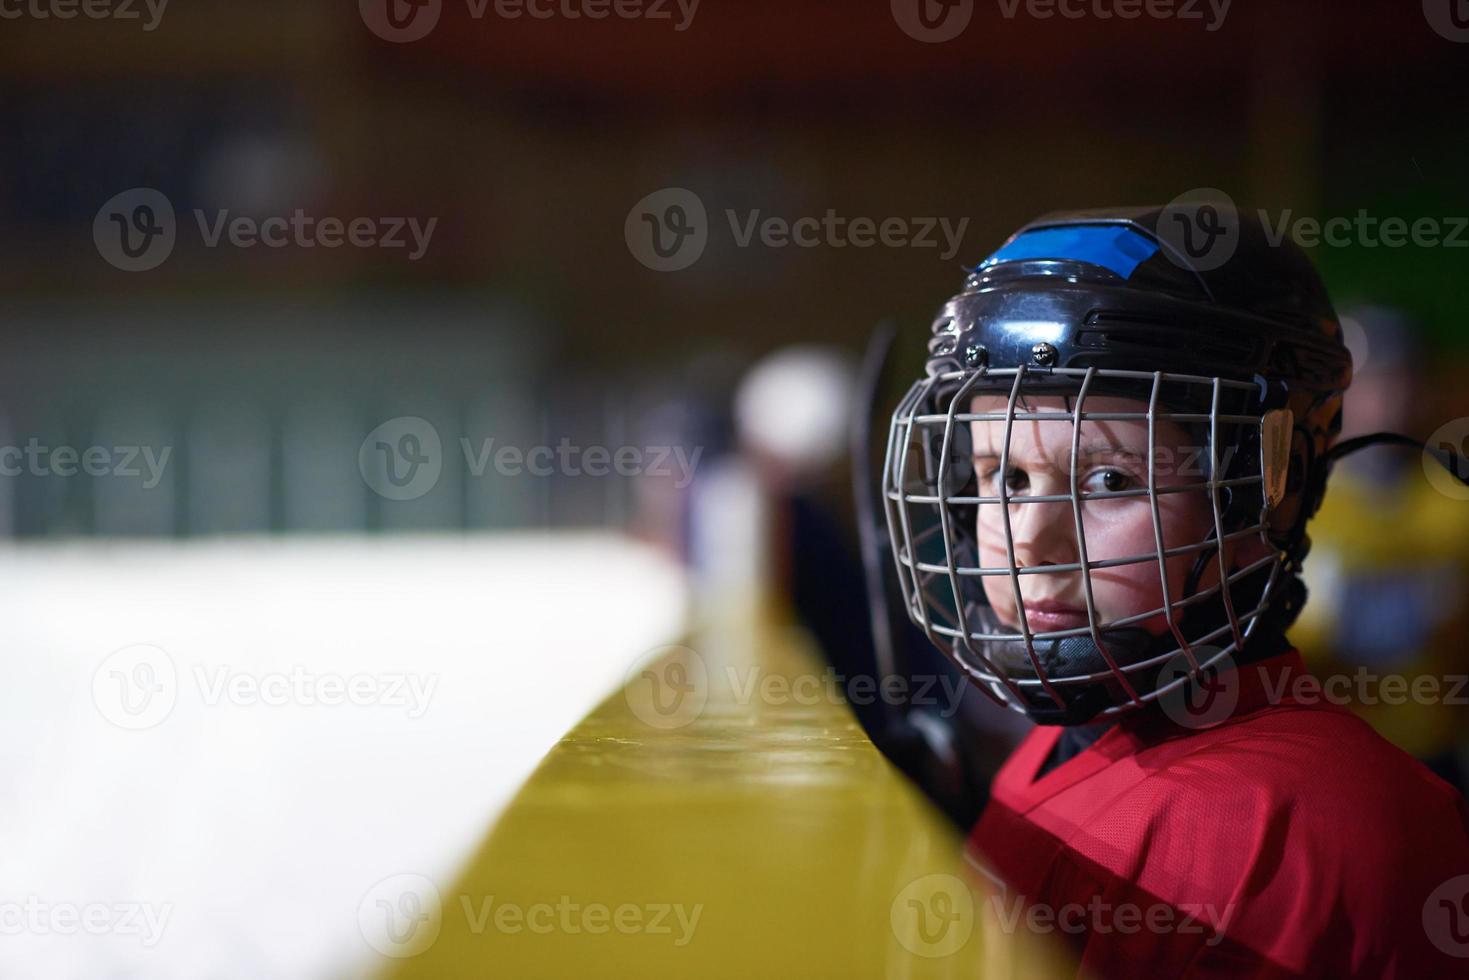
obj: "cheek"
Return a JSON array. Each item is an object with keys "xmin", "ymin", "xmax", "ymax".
[
  {"xmin": 1086, "ymin": 501, "xmax": 1211, "ymax": 619},
  {"xmin": 979, "ymin": 569, "xmax": 1009, "ymax": 611}
]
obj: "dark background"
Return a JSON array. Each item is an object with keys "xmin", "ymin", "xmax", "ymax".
[{"xmin": 0, "ymin": 0, "xmax": 1465, "ymax": 536}]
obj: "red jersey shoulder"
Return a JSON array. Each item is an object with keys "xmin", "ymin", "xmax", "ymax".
[
  {"xmin": 1140, "ymin": 700, "xmax": 1467, "ymax": 852},
  {"xmin": 1102, "ymin": 700, "xmax": 1465, "ymax": 874},
  {"xmin": 974, "ymin": 700, "xmax": 1469, "ymax": 977}
]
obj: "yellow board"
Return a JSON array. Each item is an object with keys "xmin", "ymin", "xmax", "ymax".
[{"xmin": 382, "ymin": 612, "xmax": 1069, "ymax": 979}]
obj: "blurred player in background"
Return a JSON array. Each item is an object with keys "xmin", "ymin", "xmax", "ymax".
[{"xmin": 1293, "ymin": 306, "xmax": 1469, "ymax": 792}]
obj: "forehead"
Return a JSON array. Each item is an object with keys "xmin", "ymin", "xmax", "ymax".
[
  {"xmin": 968, "ymin": 392, "xmax": 1194, "ymax": 451},
  {"xmin": 969, "ymin": 392, "xmax": 1145, "ymax": 415}
]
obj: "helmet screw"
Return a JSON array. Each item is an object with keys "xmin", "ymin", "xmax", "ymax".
[
  {"xmin": 963, "ymin": 344, "xmax": 986, "ymax": 367},
  {"xmin": 1031, "ymin": 342, "xmax": 1058, "ymax": 367}
]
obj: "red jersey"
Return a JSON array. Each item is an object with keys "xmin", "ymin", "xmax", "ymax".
[{"xmin": 969, "ymin": 650, "xmax": 1469, "ymax": 977}]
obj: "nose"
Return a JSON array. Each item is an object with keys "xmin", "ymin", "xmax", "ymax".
[{"xmin": 1000, "ymin": 497, "xmax": 1078, "ymax": 572}]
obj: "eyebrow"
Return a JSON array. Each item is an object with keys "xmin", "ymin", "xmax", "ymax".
[{"xmin": 973, "ymin": 441, "xmax": 1148, "ymax": 463}]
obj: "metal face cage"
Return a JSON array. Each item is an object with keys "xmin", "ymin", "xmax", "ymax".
[{"xmin": 882, "ymin": 363, "xmax": 1283, "ymax": 722}]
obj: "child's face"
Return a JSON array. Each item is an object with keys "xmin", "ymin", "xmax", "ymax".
[{"xmin": 968, "ymin": 393, "xmax": 1244, "ymax": 640}]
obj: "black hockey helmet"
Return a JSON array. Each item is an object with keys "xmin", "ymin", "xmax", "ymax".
[{"xmin": 881, "ymin": 205, "xmax": 1352, "ymax": 724}]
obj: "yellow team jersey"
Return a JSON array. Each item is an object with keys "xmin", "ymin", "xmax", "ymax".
[{"xmin": 1294, "ymin": 466, "xmax": 1469, "ymax": 761}]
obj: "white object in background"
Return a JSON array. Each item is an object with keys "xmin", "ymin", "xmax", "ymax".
[{"xmin": 734, "ymin": 345, "xmax": 858, "ymax": 475}]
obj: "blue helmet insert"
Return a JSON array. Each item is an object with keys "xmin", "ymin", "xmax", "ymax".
[{"xmin": 978, "ymin": 224, "xmax": 1160, "ymax": 280}]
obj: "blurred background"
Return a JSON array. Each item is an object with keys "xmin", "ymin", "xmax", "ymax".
[{"xmin": 1, "ymin": 0, "xmax": 1467, "ymax": 976}]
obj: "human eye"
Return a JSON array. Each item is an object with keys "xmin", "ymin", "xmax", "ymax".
[
  {"xmin": 1081, "ymin": 466, "xmax": 1137, "ymax": 496},
  {"xmin": 979, "ymin": 465, "xmax": 1029, "ymax": 494}
]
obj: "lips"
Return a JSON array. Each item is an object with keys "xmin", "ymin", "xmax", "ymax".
[{"xmin": 1017, "ymin": 600, "xmax": 1091, "ymax": 633}]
